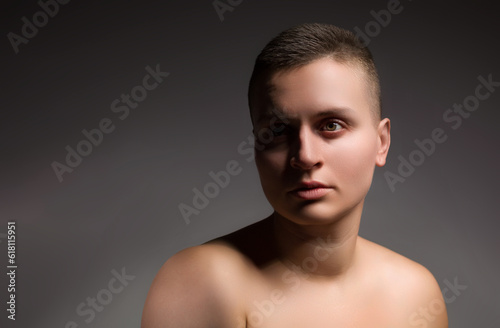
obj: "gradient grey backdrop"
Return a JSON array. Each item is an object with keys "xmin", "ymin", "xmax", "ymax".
[{"xmin": 1, "ymin": 0, "xmax": 499, "ymax": 327}]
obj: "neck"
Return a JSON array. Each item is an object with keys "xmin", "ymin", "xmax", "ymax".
[{"xmin": 272, "ymin": 205, "xmax": 363, "ymax": 280}]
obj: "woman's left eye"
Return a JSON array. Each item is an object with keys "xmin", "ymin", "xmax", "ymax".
[{"xmin": 323, "ymin": 121, "xmax": 342, "ymax": 132}]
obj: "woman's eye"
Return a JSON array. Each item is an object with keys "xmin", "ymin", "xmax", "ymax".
[
  {"xmin": 270, "ymin": 123, "xmax": 287, "ymax": 136},
  {"xmin": 323, "ymin": 121, "xmax": 342, "ymax": 132}
]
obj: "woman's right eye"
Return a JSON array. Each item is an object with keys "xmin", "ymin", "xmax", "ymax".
[{"xmin": 270, "ymin": 122, "xmax": 288, "ymax": 136}]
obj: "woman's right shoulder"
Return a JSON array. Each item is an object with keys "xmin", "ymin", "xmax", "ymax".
[
  {"xmin": 141, "ymin": 242, "xmax": 250, "ymax": 327},
  {"xmin": 163, "ymin": 241, "xmax": 253, "ymax": 277}
]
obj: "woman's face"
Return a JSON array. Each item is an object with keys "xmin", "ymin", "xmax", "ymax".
[{"xmin": 251, "ymin": 57, "xmax": 390, "ymax": 225}]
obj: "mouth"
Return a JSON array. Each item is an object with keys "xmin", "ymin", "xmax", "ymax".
[{"xmin": 289, "ymin": 181, "xmax": 333, "ymax": 200}]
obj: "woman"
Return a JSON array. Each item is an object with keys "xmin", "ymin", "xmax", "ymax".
[{"xmin": 142, "ymin": 23, "xmax": 448, "ymax": 328}]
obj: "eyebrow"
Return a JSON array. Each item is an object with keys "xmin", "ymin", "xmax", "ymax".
[
  {"xmin": 256, "ymin": 107, "xmax": 354, "ymax": 125},
  {"xmin": 313, "ymin": 108, "xmax": 354, "ymax": 118}
]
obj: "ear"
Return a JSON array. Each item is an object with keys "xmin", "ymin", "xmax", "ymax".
[{"xmin": 375, "ymin": 118, "xmax": 391, "ymax": 167}]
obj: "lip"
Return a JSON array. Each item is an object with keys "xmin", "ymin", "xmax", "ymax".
[{"xmin": 289, "ymin": 181, "xmax": 333, "ymax": 200}]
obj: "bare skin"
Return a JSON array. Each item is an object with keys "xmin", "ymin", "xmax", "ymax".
[{"xmin": 142, "ymin": 58, "xmax": 448, "ymax": 327}]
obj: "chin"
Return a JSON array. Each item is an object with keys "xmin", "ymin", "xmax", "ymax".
[
  {"xmin": 271, "ymin": 192, "xmax": 363, "ymax": 225},
  {"xmin": 274, "ymin": 199, "xmax": 356, "ymax": 226}
]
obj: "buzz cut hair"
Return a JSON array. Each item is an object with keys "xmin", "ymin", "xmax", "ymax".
[{"xmin": 248, "ymin": 22, "xmax": 382, "ymax": 122}]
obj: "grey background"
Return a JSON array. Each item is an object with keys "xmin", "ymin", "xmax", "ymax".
[{"xmin": 1, "ymin": 0, "xmax": 499, "ymax": 327}]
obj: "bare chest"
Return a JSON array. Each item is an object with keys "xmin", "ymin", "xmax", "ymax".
[{"xmin": 242, "ymin": 273, "xmax": 407, "ymax": 328}]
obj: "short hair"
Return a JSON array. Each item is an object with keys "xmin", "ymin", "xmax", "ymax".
[{"xmin": 248, "ymin": 23, "xmax": 381, "ymax": 122}]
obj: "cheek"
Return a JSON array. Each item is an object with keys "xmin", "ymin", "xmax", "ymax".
[
  {"xmin": 255, "ymin": 150, "xmax": 285, "ymax": 180},
  {"xmin": 328, "ymin": 133, "xmax": 377, "ymax": 183},
  {"xmin": 255, "ymin": 149, "xmax": 289, "ymax": 202}
]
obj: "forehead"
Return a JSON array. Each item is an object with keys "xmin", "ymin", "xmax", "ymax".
[{"xmin": 251, "ymin": 58, "xmax": 373, "ymax": 124}]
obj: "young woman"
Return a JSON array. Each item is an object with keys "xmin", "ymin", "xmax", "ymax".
[{"xmin": 142, "ymin": 23, "xmax": 448, "ymax": 328}]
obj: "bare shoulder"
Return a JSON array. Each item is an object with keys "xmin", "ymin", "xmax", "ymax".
[
  {"xmin": 358, "ymin": 237, "xmax": 448, "ymax": 327},
  {"xmin": 358, "ymin": 236, "xmax": 439, "ymax": 286},
  {"xmin": 141, "ymin": 242, "xmax": 251, "ymax": 328}
]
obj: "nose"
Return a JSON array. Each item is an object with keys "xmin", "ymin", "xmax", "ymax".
[{"xmin": 289, "ymin": 127, "xmax": 322, "ymax": 170}]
